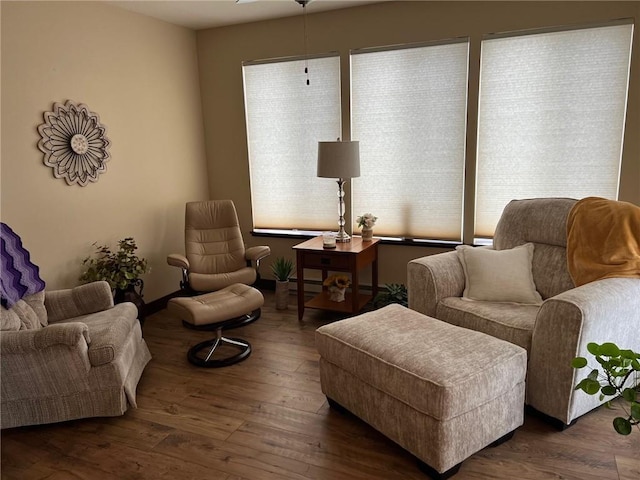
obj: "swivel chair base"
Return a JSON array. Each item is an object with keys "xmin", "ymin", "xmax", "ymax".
[{"xmin": 183, "ymin": 309, "xmax": 260, "ymax": 368}]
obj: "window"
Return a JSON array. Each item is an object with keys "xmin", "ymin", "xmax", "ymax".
[
  {"xmin": 350, "ymin": 40, "xmax": 469, "ymax": 241},
  {"xmin": 242, "ymin": 21, "xmax": 633, "ymax": 242},
  {"xmin": 475, "ymin": 22, "xmax": 634, "ymax": 237},
  {"xmin": 243, "ymin": 54, "xmax": 341, "ymax": 231}
]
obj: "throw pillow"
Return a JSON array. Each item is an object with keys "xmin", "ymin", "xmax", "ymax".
[{"xmin": 456, "ymin": 243, "xmax": 543, "ymax": 305}]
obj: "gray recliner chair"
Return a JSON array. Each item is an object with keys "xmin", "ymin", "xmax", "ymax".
[
  {"xmin": 408, "ymin": 197, "xmax": 640, "ymax": 427},
  {"xmin": 167, "ymin": 200, "xmax": 270, "ymax": 293}
]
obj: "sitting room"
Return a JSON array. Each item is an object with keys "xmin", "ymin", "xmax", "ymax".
[{"xmin": 1, "ymin": 1, "xmax": 639, "ymax": 479}]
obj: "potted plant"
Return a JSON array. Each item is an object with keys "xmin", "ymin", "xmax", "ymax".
[
  {"xmin": 80, "ymin": 237, "xmax": 149, "ymax": 320},
  {"xmin": 373, "ymin": 283, "xmax": 408, "ymax": 308},
  {"xmin": 323, "ymin": 274, "xmax": 351, "ymax": 302},
  {"xmin": 271, "ymin": 256, "xmax": 294, "ymax": 310},
  {"xmin": 572, "ymin": 342, "xmax": 640, "ymax": 435}
]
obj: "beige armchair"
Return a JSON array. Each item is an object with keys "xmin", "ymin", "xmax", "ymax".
[
  {"xmin": 1, "ymin": 281, "xmax": 151, "ymax": 429},
  {"xmin": 408, "ymin": 197, "xmax": 640, "ymax": 427},
  {"xmin": 167, "ymin": 200, "xmax": 270, "ymax": 293}
]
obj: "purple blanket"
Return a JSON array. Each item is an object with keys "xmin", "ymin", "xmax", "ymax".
[{"xmin": 1, "ymin": 223, "xmax": 46, "ymax": 308}]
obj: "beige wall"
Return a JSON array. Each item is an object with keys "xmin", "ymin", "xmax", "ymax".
[
  {"xmin": 197, "ymin": 1, "xmax": 640, "ymax": 286},
  {"xmin": 1, "ymin": 1, "xmax": 209, "ymax": 301},
  {"xmin": 1, "ymin": 2, "xmax": 637, "ymax": 299}
]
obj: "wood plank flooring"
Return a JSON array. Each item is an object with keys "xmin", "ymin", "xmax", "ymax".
[{"xmin": 2, "ymin": 290, "xmax": 639, "ymax": 479}]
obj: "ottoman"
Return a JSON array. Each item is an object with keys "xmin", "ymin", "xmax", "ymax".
[
  {"xmin": 315, "ymin": 304, "xmax": 526, "ymax": 479},
  {"xmin": 168, "ymin": 283, "xmax": 264, "ymax": 367}
]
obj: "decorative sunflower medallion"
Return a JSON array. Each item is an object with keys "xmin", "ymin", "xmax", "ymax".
[{"xmin": 37, "ymin": 100, "xmax": 111, "ymax": 186}]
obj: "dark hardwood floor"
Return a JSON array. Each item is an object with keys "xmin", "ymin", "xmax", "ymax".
[{"xmin": 2, "ymin": 290, "xmax": 639, "ymax": 479}]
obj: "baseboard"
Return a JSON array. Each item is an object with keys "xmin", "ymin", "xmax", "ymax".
[{"xmin": 145, "ymin": 290, "xmax": 183, "ymax": 316}]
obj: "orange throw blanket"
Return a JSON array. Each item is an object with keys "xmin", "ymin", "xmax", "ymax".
[{"xmin": 567, "ymin": 197, "xmax": 640, "ymax": 286}]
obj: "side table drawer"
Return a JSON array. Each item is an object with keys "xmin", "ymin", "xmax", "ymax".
[{"xmin": 303, "ymin": 252, "xmax": 350, "ymax": 270}]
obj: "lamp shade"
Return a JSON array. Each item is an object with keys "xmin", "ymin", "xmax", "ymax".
[{"xmin": 317, "ymin": 141, "xmax": 360, "ymax": 179}]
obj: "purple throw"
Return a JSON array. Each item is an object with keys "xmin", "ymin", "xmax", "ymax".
[{"xmin": 1, "ymin": 223, "xmax": 46, "ymax": 308}]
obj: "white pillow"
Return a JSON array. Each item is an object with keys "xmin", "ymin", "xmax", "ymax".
[{"xmin": 456, "ymin": 243, "xmax": 543, "ymax": 305}]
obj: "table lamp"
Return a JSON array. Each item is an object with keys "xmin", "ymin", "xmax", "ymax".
[{"xmin": 317, "ymin": 140, "xmax": 360, "ymax": 242}]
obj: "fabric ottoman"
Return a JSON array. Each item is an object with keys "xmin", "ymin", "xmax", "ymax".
[{"xmin": 315, "ymin": 304, "xmax": 526, "ymax": 479}]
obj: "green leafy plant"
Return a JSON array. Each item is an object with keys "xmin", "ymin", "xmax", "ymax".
[
  {"xmin": 80, "ymin": 237, "xmax": 149, "ymax": 291},
  {"xmin": 572, "ymin": 342, "xmax": 640, "ymax": 435},
  {"xmin": 271, "ymin": 257, "xmax": 295, "ymax": 282},
  {"xmin": 373, "ymin": 283, "xmax": 408, "ymax": 308}
]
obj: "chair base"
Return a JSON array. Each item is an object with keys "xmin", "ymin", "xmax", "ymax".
[
  {"xmin": 184, "ymin": 309, "xmax": 261, "ymax": 368},
  {"xmin": 187, "ymin": 334, "xmax": 252, "ymax": 368}
]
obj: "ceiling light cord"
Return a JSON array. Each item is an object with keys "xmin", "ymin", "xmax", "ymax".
[{"xmin": 303, "ymin": 2, "xmax": 309, "ymax": 85}]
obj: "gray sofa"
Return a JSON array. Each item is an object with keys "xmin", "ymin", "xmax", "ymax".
[
  {"xmin": 1, "ymin": 281, "xmax": 151, "ymax": 429},
  {"xmin": 408, "ymin": 197, "xmax": 640, "ymax": 426}
]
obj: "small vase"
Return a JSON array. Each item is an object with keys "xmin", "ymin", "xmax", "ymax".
[
  {"xmin": 328, "ymin": 286, "xmax": 346, "ymax": 302},
  {"xmin": 361, "ymin": 227, "xmax": 373, "ymax": 242},
  {"xmin": 275, "ymin": 280, "xmax": 289, "ymax": 310}
]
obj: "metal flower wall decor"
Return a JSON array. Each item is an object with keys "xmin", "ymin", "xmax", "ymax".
[{"xmin": 37, "ymin": 100, "xmax": 111, "ymax": 186}]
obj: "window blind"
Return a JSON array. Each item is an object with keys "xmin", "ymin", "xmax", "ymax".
[
  {"xmin": 351, "ymin": 40, "xmax": 469, "ymax": 241},
  {"xmin": 475, "ymin": 22, "xmax": 634, "ymax": 238},
  {"xmin": 243, "ymin": 55, "xmax": 341, "ymax": 231}
]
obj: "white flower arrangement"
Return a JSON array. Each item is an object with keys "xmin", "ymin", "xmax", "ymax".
[{"xmin": 356, "ymin": 213, "xmax": 378, "ymax": 229}]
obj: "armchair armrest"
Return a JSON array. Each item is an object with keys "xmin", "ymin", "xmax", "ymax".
[
  {"xmin": 45, "ymin": 281, "xmax": 114, "ymax": 323},
  {"xmin": 407, "ymin": 251, "xmax": 465, "ymax": 317},
  {"xmin": 167, "ymin": 253, "xmax": 190, "ymax": 270},
  {"xmin": 528, "ymin": 277, "xmax": 640, "ymax": 425},
  {"xmin": 245, "ymin": 246, "xmax": 271, "ymax": 263},
  {"xmin": 0, "ymin": 323, "xmax": 92, "ymax": 402},
  {"xmin": 245, "ymin": 246, "xmax": 271, "ymax": 271},
  {"xmin": 1, "ymin": 322, "xmax": 90, "ymax": 353}
]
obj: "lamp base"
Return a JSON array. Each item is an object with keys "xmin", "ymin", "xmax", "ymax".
[{"xmin": 336, "ymin": 230, "xmax": 351, "ymax": 243}]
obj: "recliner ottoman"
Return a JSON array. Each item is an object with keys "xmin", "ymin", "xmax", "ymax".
[
  {"xmin": 315, "ymin": 304, "xmax": 526, "ymax": 479},
  {"xmin": 167, "ymin": 283, "xmax": 264, "ymax": 367}
]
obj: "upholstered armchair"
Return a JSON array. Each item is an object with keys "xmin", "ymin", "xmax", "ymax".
[
  {"xmin": 167, "ymin": 200, "xmax": 270, "ymax": 293},
  {"xmin": 1, "ymin": 281, "xmax": 152, "ymax": 429},
  {"xmin": 408, "ymin": 197, "xmax": 640, "ymax": 427}
]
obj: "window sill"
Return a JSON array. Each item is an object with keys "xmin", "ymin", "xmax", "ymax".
[{"xmin": 250, "ymin": 229, "xmax": 463, "ymax": 249}]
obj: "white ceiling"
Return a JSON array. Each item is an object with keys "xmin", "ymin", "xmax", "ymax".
[{"xmin": 108, "ymin": 0, "xmax": 387, "ymax": 31}]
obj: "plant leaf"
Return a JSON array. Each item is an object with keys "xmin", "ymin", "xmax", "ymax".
[
  {"xmin": 600, "ymin": 342, "xmax": 621, "ymax": 357},
  {"xmin": 613, "ymin": 417, "xmax": 632, "ymax": 435},
  {"xmin": 587, "ymin": 342, "xmax": 600, "ymax": 355},
  {"xmin": 622, "ymin": 388, "xmax": 637, "ymax": 402},
  {"xmin": 572, "ymin": 357, "xmax": 588, "ymax": 369}
]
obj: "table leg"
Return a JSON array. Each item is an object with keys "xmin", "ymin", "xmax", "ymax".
[
  {"xmin": 296, "ymin": 251, "xmax": 304, "ymax": 321},
  {"xmin": 372, "ymin": 245, "xmax": 379, "ymax": 299},
  {"xmin": 351, "ymin": 263, "xmax": 359, "ymax": 314}
]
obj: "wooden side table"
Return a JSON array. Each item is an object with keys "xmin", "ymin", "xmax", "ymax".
[{"xmin": 293, "ymin": 236, "xmax": 379, "ymax": 320}]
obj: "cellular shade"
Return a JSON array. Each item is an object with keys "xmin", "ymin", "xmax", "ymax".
[
  {"xmin": 243, "ymin": 55, "xmax": 341, "ymax": 231},
  {"xmin": 475, "ymin": 23, "xmax": 634, "ymax": 238},
  {"xmin": 351, "ymin": 40, "xmax": 469, "ymax": 241}
]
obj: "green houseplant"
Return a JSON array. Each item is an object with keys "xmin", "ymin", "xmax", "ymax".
[
  {"xmin": 271, "ymin": 257, "xmax": 295, "ymax": 310},
  {"xmin": 572, "ymin": 342, "xmax": 640, "ymax": 435},
  {"xmin": 80, "ymin": 237, "xmax": 149, "ymax": 297},
  {"xmin": 373, "ymin": 283, "xmax": 408, "ymax": 309}
]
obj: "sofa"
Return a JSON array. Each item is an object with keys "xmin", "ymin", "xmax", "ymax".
[
  {"xmin": 407, "ymin": 197, "xmax": 640, "ymax": 426},
  {"xmin": 1, "ymin": 281, "xmax": 151, "ymax": 429}
]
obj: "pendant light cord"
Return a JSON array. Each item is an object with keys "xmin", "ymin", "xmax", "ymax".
[{"xmin": 303, "ymin": 3, "xmax": 309, "ymax": 85}]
